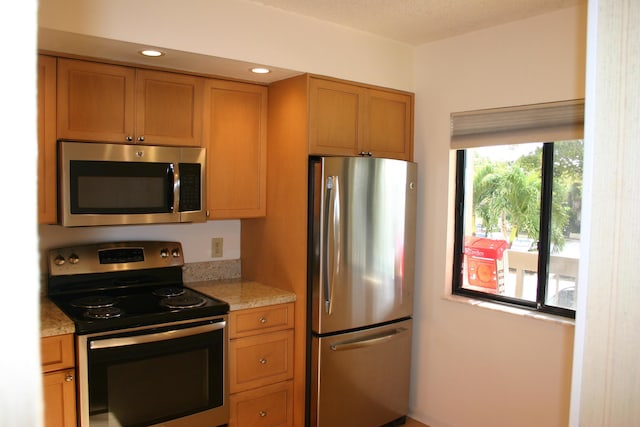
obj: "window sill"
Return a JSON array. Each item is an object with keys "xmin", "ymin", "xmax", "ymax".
[{"xmin": 444, "ymin": 293, "xmax": 576, "ymax": 327}]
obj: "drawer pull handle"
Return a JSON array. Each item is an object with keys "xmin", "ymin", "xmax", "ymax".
[
  {"xmin": 259, "ymin": 317, "xmax": 267, "ymax": 324},
  {"xmin": 259, "ymin": 410, "xmax": 267, "ymax": 417},
  {"xmin": 259, "ymin": 358, "xmax": 267, "ymax": 365}
]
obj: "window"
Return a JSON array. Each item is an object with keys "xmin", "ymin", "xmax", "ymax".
[{"xmin": 451, "ymin": 100, "xmax": 584, "ymax": 318}]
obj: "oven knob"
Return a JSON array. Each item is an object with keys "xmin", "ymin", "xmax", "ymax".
[
  {"xmin": 68, "ymin": 253, "xmax": 80, "ymax": 264},
  {"xmin": 53, "ymin": 255, "xmax": 65, "ymax": 266},
  {"xmin": 160, "ymin": 248, "xmax": 169, "ymax": 258},
  {"xmin": 171, "ymin": 248, "xmax": 181, "ymax": 257}
]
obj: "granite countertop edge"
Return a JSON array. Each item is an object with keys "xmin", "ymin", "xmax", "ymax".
[
  {"xmin": 40, "ymin": 280, "xmax": 296, "ymax": 338},
  {"xmin": 186, "ymin": 279, "xmax": 297, "ymax": 311}
]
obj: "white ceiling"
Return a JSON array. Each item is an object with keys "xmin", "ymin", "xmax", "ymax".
[{"xmin": 245, "ymin": 0, "xmax": 585, "ymax": 45}]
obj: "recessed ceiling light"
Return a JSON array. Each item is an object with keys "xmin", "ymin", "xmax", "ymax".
[
  {"xmin": 251, "ymin": 67, "xmax": 271, "ymax": 74},
  {"xmin": 139, "ymin": 49, "xmax": 164, "ymax": 57}
]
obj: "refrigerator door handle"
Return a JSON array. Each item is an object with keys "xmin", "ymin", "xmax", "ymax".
[
  {"xmin": 329, "ymin": 327, "xmax": 409, "ymax": 351},
  {"xmin": 323, "ymin": 175, "xmax": 340, "ymax": 314}
]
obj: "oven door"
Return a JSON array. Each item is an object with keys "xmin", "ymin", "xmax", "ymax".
[{"xmin": 77, "ymin": 316, "xmax": 229, "ymax": 427}]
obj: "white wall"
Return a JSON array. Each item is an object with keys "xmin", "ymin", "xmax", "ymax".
[
  {"xmin": 38, "ymin": 0, "xmax": 414, "ymax": 91},
  {"xmin": 411, "ymin": 6, "xmax": 587, "ymax": 427}
]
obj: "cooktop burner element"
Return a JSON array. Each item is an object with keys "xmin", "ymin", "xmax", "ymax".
[
  {"xmin": 152, "ymin": 287, "xmax": 186, "ymax": 298},
  {"xmin": 70, "ymin": 295, "xmax": 117, "ymax": 309},
  {"xmin": 84, "ymin": 307, "xmax": 123, "ymax": 319},
  {"xmin": 160, "ymin": 295, "xmax": 207, "ymax": 309},
  {"xmin": 46, "ymin": 241, "xmax": 229, "ymax": 334}
]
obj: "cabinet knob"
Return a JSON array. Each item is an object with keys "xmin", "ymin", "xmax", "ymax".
[
  {"xmin": 137, "ymin": 135, "xmax": 145, "ymax": 142},
  {"xmin": 259, "ymin": 358, "xmax": 267, "ymax": 365},
  {"xmin": 65, "ymin": 373, "xmax": 73, "ymax": 382},
  {"xmin": 259, "ymin": 316, "xmax": 267, "ymax": 324},
  {"xmin": 125, "ymin": 136, "xmax": 133, "ymax": 142},
  {"xmin": 259, "ymin": 411, "xmax": 267, "ymax": 417}
]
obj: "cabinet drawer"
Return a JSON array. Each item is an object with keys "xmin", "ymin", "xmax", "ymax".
[
  {"xmin": 230, "ymin": 330, "xmax": 294, "ymax": 393},
  {"xmin": 230, "ymin": 303, "xmax": 294, "ymax": 338},
  {"xmin": 230, "ymin": 380, "xmax": 293, "ymax": 427},
  {"xmin": 41, "ymin": 334, "xmax": 74, "ymax": 373}
]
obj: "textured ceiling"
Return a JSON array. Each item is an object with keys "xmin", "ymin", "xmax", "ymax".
[{"xmin": 246, "ymin": 0, "xmax": 586, "ymax": 45}]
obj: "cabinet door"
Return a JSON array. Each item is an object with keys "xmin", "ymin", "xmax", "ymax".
[
  {"xmin": 57, "ymin": 59, "xmax": 135, "ymax": 143},
  {"xmin": 38, "ymin": 55, "xmax": 57, "ymax": 224},
  {"xmin": 43, "ymin": 369, "xmax": 76, "ymax": 427},
  {"xmin": 308, "ymin": 77, "xmax": 365, "ymax": 156},
  {"xmin": 203, "ymin": 80, "xmax": 267, "ymax": 218},
  {"xmin": 363, "ymin": 89, "xmax": 414, "ymax": 161},
  {"xmin": 135, "ymin": 69, "xmax": 204, "ymax": 146}
]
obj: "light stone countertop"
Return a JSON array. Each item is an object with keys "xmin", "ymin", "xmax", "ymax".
[
  {"xmin": 40, "ymin": 280, "xmax": 296, "ymax": 338},
  {"xmin": 40, "ymin": 297, "xmax": 75, "ymax": 338},
  {"xmin": 186, "ymin": 279, "xmax": 296, "ymax": 311}
]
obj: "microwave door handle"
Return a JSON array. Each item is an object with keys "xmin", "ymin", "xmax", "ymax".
[
  {"xmin": 168, "ymin": 163, "xmax": 176, "ymax": 212},
  {"xmin": 89, "ymin": 321, "xmax": 227, "ymax": 350}
]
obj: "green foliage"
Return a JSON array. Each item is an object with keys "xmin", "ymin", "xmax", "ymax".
[{"xmin": 470, "ymin": 140, "xmax": 583, "ymax": 252}]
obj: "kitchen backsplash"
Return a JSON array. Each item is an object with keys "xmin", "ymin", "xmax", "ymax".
[{"xmin": 182, "ymin": 259, "xmax": 241, "ymax": 283}]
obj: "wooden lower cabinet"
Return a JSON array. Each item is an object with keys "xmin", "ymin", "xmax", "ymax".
[
  {"xmin": 41, "ymin": 334, "xmax": 76, "ymax": 427},
  {"xmin": 229, "ymin": 303, "xmax": 294, "ymax": 427},
  {"xmin": 230, "ymin": 380, "xmax": 294, "ymax": 427}
]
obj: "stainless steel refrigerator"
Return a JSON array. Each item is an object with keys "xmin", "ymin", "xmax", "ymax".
[{"xmin": 307, "ymin": 156, "xmax": 417, "ymax": 427}]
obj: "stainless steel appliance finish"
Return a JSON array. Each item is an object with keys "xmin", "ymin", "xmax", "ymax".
[
  {"xmin": 47, "ymin": 241, "xmax": 230, "ymax": 427},
  {"xmin": 311, "ymin": 319, "xmax": 412, "ymax": 427},
  {"xmin": 58, "ymin": 141, "xmax": 206, "ymax": 226},
  {"xmin": 308, "ymin": 156, "xmax": 417, "ymax": 427}
]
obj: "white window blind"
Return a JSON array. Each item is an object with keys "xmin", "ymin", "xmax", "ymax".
[{"xmin": 450, "ymin": 99, "xmax": 584, "ymax": 149}]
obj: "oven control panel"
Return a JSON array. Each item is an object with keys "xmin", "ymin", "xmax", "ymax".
[{"xmin": 48, "ymin": 241, "xmax": 184, "ymax": 276}]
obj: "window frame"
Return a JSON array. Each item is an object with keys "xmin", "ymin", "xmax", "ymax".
[{"xmin": 452, "ymin": 143, "xmax": 576, "ymax": 319}]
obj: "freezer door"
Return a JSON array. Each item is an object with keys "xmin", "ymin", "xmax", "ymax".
[
  {"xmin": 310, "ymin": 157, "xmax": 417, "ymax": 334},
  {"xmin": 310, "ymin": 319, "xmax": 412, "ymax": 427}
]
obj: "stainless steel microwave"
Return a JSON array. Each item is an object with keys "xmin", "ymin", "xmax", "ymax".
[{"xmin": 58, "ymin": 141, "xmax": 206, "ymax": 226}]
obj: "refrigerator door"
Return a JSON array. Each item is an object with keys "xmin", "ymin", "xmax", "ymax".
[
  {"xmin": 310, "ymin": 319, "xmax": 412, "ymax": 427},
  {"xmin": 310, "ymin": 157, "xmax": 417, "ymax": 334}
]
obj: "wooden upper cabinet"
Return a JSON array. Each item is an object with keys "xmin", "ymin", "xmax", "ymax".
[
  {"xmin": 308, "ymin": 78, "xmax": 365, "ymax": 156},
  {"xmin": 57, "ymin": 59, "xmax": 203, "ymax": 146},
  {"xmin": 308, "ymin": 76, "xmax": 413, "ymax": 161},
  {"xmin": 135, "ymin": 69, "xmax": 204, "ymax": 146},
  {"xmin": 203, "ymin": 79, "xmax": 267, "ymax": 219},
  {"xmin": 57, "ymin": 58, "xmax": 135, "ymax": 143},
  {"xmin": 364, "ymin": 88, "xmax": 413, "ymax": 160},
  {"xmin": 38, "ymin": 55, "xmax": 57, "ymax": 224}
]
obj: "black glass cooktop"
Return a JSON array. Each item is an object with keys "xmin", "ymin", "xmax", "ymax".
[{"xmin": 50, "ymin": 286, "xmax": 229, "ymax": 334}]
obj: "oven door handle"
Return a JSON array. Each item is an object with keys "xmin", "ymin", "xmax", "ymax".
[{"xmin": 89, "ymin": 321, "xmax": 226, "ymax": 350}]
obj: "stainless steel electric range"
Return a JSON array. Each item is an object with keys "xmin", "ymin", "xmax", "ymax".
[{"xmin": 47, "ymin": 241, "xmax": 230, "ymax": 427}]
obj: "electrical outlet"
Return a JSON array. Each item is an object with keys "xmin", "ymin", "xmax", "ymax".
[{"xmin": 211, "ymin": 237, "xmax": 223, "ymax": 258}]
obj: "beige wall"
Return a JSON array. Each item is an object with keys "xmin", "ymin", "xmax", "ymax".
[{"xmin": 411, "ymin": 6, "xmax": 587, "ymax": 427}]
